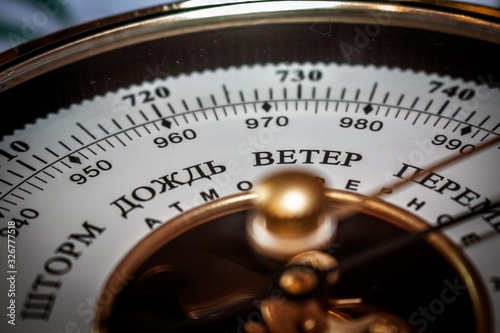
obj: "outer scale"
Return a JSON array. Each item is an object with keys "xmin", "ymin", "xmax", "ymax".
[{"xmin": 0, "ymin": 1, "xmax": 499, "ymax": 332}]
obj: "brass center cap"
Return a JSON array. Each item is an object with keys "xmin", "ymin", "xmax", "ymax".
[{"xmin": 255, "ymin": 171, "xmax": 325, "ymax": 236}]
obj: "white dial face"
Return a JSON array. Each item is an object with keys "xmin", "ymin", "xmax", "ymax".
[{"xmin": 1, "ymin": 63, "xmax": 499, "ymax": 332}]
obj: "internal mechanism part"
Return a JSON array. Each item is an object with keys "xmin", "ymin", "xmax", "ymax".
[
  {"xmin": 247, "ymin": 251, "xmax": 410, "ymax": 333},
  {"xmin": 279, "ymin": 251, "xmax": 339, "ymax": 296},
  {"xmin": 97, "ymin": 172, "xmax": 484, "ymax": 333}
]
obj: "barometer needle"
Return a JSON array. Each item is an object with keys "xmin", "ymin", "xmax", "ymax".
[
  {"xmin": 316, "ymin": 135, "xmax": 499, "ymax": 283},
  {"xmin": 334, "ymin": 136, "xmax": 500, "ymax": 222},
  {"xmin": 334, "ymin": 198, "xmax": 500, "ymax": 274}
]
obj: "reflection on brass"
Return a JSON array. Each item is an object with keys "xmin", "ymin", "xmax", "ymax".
[
  {"xmin": 325, "ymin": 313, "xmax": 410, "ymax": 333},
  {"xmin": 255, "ymin": 299, "xmax": 411, "ymax": 333},
  {"xmin": 177, "ymin": 252, "xmax": 270, "ymax": 319},
  {"xmin": 244, "ymin": 320, "xmax": 267, "ymax": 333},
  {"xmin": 367, "ymin": 314, "xmax": 410, "ymax": 333},
  {"xmin": 288, "ymin": 251, "xmax": 340, "ymax": 285},
  {"xmin": 136, "ymin": 264, "xmax": 181, "ymax": 286},
  {"xmin": 330, "ymin": 298, "xmax": 363, "ymax": 308},
  {"xmin": 279, "ymin": 266, "xmax": 318, "ymax": 296},
  {"xmin": 255, "ymin": 171, "xmax": 325, "ymax": 235},
  {"xmin": 260, "ymin": 299, "xmax": 329, "ymax": 333}
]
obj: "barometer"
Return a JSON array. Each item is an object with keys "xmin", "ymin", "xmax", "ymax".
[{"xmin": 0, "ymin": 1, "xmax": 499, "ymax": 332}]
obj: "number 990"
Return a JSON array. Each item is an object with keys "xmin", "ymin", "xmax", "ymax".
[{"xmin": 431, "ymin": 134, "xmax": 475, "ymax": 154}]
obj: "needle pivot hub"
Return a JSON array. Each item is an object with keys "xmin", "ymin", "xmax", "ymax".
[{"xmin": 247, "ymin": 171, "xmax": 337, "ymax": 260}]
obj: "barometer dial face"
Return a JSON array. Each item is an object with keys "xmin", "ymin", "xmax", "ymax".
[{"xmin": 0, "ymin": 1, "xmax": 499, "ymax": 332}]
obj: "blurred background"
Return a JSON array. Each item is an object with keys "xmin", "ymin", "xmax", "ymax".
[
  {"xmin": 0, "ymin": 0, "xmax": 499, "ymax": 55},
  {"xmin": 0, "ymin": 0, "xmax": 175, "ymax": 55}
]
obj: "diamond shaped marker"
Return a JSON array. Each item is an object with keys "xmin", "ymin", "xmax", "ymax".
[
  {"xmin": 69, "ymin": 156, "xmax": 81, "ymax": 164},
  {"xmin": 363, "ymin": 104, "xmax": 374, "ymax": 115},
  {"xmin": 461, "ymin": 125, "xmax": 472, "ymax": 136},
  {"xmin": 262, "ymin": 102, "xmax": 272, "ymax": 112},
  {"xmin": 161, "ymin": 119, "xmax": 172, "ymax": 129}
]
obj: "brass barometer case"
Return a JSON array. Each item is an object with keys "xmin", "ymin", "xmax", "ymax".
[{"xmin": 0, "ymin": 1, "xmax": 499, "ymax": 332}]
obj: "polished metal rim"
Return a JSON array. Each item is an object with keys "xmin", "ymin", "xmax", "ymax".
[{"xmin": 1, "ymin": 0, "xmax": 499, "ymax": 91}]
